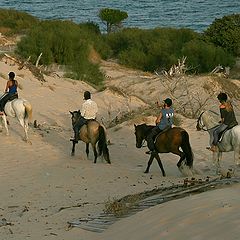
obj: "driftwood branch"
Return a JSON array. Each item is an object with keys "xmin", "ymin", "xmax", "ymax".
[
  {"xmin": 35, "ymin": 53, "xmax": 42, "ymax": 67},
  {"xmin": 155, "ymin": 57, "xmax": 218, "ymax": 118}
]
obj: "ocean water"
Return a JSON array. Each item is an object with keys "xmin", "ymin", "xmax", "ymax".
[{"xmin": 0, "ymin": 0, "xmax": 240, "ymax": 32}]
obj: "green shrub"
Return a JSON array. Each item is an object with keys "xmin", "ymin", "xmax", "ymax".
[
  {"xmin": 16, "ymin": 19, "xmax": 104, "ymax": 85},
  {"xmin": 0, "ymin": 8, "xmax": 38, "ymax": 34},
  {"xmin": 203, "ymin": 14, "xmax": 240, "ymax": 56},
  {"xmin": 182, "ymin": 40, "xmax": 235, "ymax": 72}
]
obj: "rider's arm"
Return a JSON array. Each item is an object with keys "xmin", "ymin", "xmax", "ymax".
[
  {"xmin": 5, "ymin": 81, "xmax": 10, "ymax": 92},
  {"xmin": 219, "ymin": 105, "xmax": 226, "ymax": 123},
  {"xmin": 155, "ymin": 111, "xmax": 163, "ymax": 125},
  {"xmin": 81, "ymin": 102, "xmax": 87, "ymax": 118}
]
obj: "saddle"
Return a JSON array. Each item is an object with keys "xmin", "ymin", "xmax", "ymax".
[
  {"xmin": 218, "ymin": 124, "xmax": 237, "ymax": 142},
  {"xmin": 153, "ymin": 126, "xmax": 171, "ymax": 142}
]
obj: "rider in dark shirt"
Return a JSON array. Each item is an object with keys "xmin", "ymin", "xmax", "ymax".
[
  {"xmin": 207, "ymin": 92, "xmax": 238, "ymax": 152},
  {"xmin": 0, "ymin": 72, "xmax": 18, "ymax": 114}
]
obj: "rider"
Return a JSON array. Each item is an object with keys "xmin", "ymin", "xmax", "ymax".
[
  {"xmin": 72, "ymin": 91, "xmax": 98, "ymax": 143},
  {"xmin": 207, "ymin": 92, "xmax": 238, "ymax": 152},
  {"xmin": 0, "ymin": 72, "xmax": 18, "ymax": 115},
  {"xmin": 146, "ymin": 98, "xmax": 174, "ymax": 154}
]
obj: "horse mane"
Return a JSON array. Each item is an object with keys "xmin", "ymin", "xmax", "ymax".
[
  {"xmin": 139, "ymin": 123, "xmax": 154, "ymax": 135},
  {"xmin": 202, "ymin": 110, "xmax": 219, "ymax": 129}
]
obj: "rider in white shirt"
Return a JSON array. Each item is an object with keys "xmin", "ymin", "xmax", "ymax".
[{"xmin": 72, "ymin": 91, "xmax": 98, "ymax": 143}]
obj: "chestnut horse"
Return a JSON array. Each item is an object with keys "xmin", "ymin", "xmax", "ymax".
[
  {"xmin": 70, "ymin": 110, "xmax": 110, "ymax": 164},
  {"xmin": 134, "ymin": 124, "xmax": 193, "ymax": 176}
]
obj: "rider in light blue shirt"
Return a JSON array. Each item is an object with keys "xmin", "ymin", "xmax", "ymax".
[{"xmin": 146, "ymin": 98, "xmax": 174, "ymax": 154}]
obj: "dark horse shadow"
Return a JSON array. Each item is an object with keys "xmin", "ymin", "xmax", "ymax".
[
  {"xmin": 70, "ymin": 110, "xmax": 110, "ymax": 164},
  {"xmin": 134, "ymin": 124, "xmax": 193, "ymax": 176}
]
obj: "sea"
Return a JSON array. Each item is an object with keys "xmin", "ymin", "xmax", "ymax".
[{"xmin": 0, "ymin": 0, "xmax": 240, "ymax": 32}]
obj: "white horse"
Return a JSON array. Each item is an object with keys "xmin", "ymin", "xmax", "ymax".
[
  {"xmin": 0, "ymin": 92, "xmax": 32, "ymax": 141},
  {"xmin": 196, "ymin": 110, "xmax": 240, "ymax": 172}
]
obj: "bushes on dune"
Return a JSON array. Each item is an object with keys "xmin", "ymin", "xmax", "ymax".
[
  {"xmin": 0, "ymin": 8, "xmax": 38, "ymax": 35},
  {"xmin": 9, "ymin": 8, "xmax": 237, "ymax": 85},
  {"xmin": 16, "ymin": 20, "xmax": 106, "ymax": 85},
  {"xmin": 203, "ymin": 14, "xmax": 240, "ymax": 57},
  {"xmin": 102, "ymin": 27, "xmax": 235, "ymax": 73}
]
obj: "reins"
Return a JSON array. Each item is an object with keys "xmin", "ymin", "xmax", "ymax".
[
  {"xmin": 197, "ymin": 112, "xmax": 208, "ymax": 131},
  {"xmin": 197, "ymin": 111, "xmax": 219, "ymax": 132}
]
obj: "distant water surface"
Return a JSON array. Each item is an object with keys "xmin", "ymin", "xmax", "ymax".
[{"xmin": 1, "ymin": 0, "xmax": 240, "ymax": 32}]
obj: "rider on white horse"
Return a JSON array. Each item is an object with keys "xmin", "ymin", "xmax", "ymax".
[
  {"xmin": 207, "ymin": 92, "xmax": 238, "ymax": 152},
  {"xmin": 0, "ymin": 72, "xmax": 18, "ymax": 115}
]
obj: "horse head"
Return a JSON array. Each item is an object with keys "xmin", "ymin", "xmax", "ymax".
[
  {"xmin": 196, "ymin": 110, "xmax": 219, "ymax": 131},
  {"xmin": 134, "ymin": 123, "xmax": 148, "ymax": 148},
  {"xmin": 196, "ymin": 112, "xmax": 205, "ymax": 131},
  {"xmin": 70, "ymin": 110, "xmax": 81, "ymax": 126}
]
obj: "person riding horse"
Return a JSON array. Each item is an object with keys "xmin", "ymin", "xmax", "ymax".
[
  {"xmin": 0, "ymin": 72, "xmax": 18, "ymax": 115},
  {"xmin": 146, "ymin": 98, "xmax": 174, "ymax": 154},
  {"xmin": 207, "ymin": 92, "xmax": 238, "ymax": 152},
  {"xmin": 71, "ymin": 91, "xmax": 98, "ymax": 143}
]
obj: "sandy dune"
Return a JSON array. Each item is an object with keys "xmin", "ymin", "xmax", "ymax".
[{"xmin": 0, "ymin": 57, "xmax": 240, "ymax": 239}]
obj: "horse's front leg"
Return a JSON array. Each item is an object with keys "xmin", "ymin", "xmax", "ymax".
[
  {"xmin": 213, "ymin": 151, "xmax": 221, "ymax": 174},
  {"xmin": 71, "ymin": 141, "xmax": 76, "ymax": 156},
  {"xmin": 144, "ymin": 153, "xmax": 158, "ymax": 174}
]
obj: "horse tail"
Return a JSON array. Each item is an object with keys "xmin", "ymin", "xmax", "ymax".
[
  {"xmin": 98, "ymin": 125, "xmax": 111, "ymax": 164},
  {"xmin": 23, "ymin": 101, "xmax": 33, "ymax": 121},
  {"xmin": 181, "ymin": 130, "xmax": 193, "ymax": 168}
]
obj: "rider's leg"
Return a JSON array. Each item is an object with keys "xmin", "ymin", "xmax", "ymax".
[
  {"xmin": 0, "ymin": 93, "xmax": 11, "ymax": 114},
  {"xmin": 146, "ymin": 126, "xmax": 161, "ymax": 154},
  {"xmin": 208, "ymin": 124, "xmax": 228, "ymax": 151},
  {"xmin": 72, "ymin": 117, "xmax": 87, "ymax": 142}
]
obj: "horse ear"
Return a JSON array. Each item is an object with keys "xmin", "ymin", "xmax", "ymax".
[
  {"xmin": 69, "ymin": 111, "xmax": 73, "ymax": 115},
  {"xmin": 78, "ymin": 110, "xmax": 81, "ymax": 113},
  {"xmin": 134, "ymin": 124, "xmax": 136, "ymax": 128}
]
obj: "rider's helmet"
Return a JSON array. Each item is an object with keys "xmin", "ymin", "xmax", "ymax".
[
  {"xmin": 164, "ymin": 98, "xmax": 172, "ymax": 107},
  {"xmin": 217, "ymin": 92, "xmax": 228, "ymax": 102},
  {"xmin": 84, "ymin": 91, "xmax": 91, "ymax": 100}
]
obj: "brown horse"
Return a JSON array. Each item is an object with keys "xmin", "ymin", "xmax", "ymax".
[
  {"xmin": 134, "ymin": 124, "xmax": 193, "ymax": 176},
  {"xmin": 70, "ymin": 110, "xmax": 110, "ymax": 164}
]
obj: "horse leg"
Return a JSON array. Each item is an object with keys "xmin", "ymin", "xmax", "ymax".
[
  {"xmin": 86, "ymin": 143, "xmax": 89, "ymax": 158},
  {"xmin": 2, "ymin": 115, "xmax": 9, "ymax": 136},
  {"xmin": 177, "ymin": 152, "xmax": 186, "ymax": 168},
  {"xmin": 213, "ymin": 151, "xmax": 221, "ymax": 175},
  {"xmin": 155, "ymin": 154, "xmax": 166, "ymax": 176},
  {"xmin": 92, "ymin": 143, "xmax": 98, "ymax": 164},
  {"xmin": 144, "ymin": 154, "xmax": 154, "ymax": 173},
  {"xmin": 71, "ymin": 141, "xmax": 76, "ymax": 156},
  {"xmin": 233, "ymin": 146, "xmax": 240, "ymax": 166},
  {"xmin": 19, "ymin": 118, "xmax": 29, "ymax": 141}
]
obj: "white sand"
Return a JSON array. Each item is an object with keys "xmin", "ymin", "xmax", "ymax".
[{"xmin": 0, "ymin": 56, "xmax": 239, "ymax": 240}]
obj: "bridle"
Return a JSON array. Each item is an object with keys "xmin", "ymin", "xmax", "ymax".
[
  {"xmin": 196, "ymin": 112, "xmax": 208, "ymax": 131},
  {"xmin": 197, "ymin": 110, "xmax": 219, "ymax": 132}
]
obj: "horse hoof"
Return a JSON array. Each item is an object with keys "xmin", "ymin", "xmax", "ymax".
[
  {"xmin": 71, "ymin": 152, "xmax": 75, "ymax": 157},
  {"xmin": 144, "ymin": 170, "xmax": 149, "ymax": 174}
]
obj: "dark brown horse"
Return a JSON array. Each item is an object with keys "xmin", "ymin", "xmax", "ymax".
[
  {"xmin": 70, "ymin": 110, "xmax": 110, "ymax": 164},
  {"xmin": 134, "ymin": 124, "xmax": 193, "ymax": 176}
]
